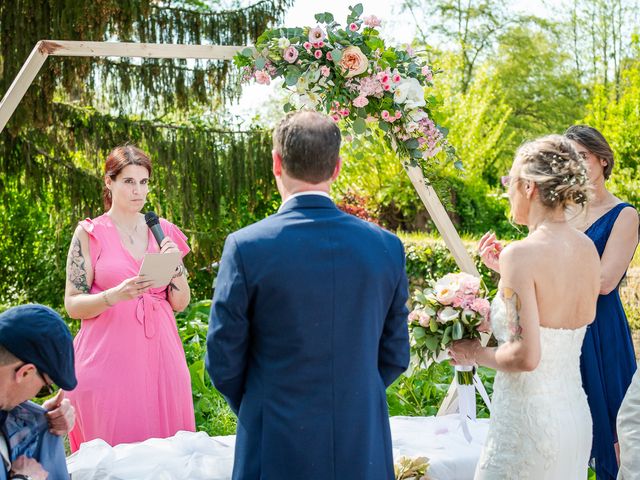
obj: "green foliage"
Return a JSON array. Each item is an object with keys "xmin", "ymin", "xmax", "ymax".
[
  {"xmin": 400, "ymin": 234, "xmax": 498, "ymax": 295},
  {"xmin": 386, "ymin": 363, "xmax": 494, "ymax": 418},
  {"xmin": 176, "ymin": 300, "xmax": 237, "ymax": 436},
  {"xmin": 584, "ymin": 49, "xmax": 640, "ymax": 206}
]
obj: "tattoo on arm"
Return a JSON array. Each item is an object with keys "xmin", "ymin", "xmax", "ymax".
[
  {"xmin": 502, "ymin": 287, "xmax": 523, "ymax": 342},
  {"xmin": 67, "ymin": 236, "xmax": 90, "ymax": 293}
]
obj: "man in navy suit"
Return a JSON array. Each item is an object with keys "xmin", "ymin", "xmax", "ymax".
[{"xmin": 206, "ymin": 111, "xmax": 410, "ymax": 480}]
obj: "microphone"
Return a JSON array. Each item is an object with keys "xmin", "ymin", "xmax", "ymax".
[{"xmin": 144, "ymin": 211, "xmax": 165, "ymax": 248}]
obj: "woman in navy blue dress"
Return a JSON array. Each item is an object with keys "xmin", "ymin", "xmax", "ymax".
[{"xmin": 565, "ymin": 125, "xmax": 639, "ymax": 480}]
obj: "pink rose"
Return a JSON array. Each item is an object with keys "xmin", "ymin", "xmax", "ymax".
[
  {"xmin": 382, "ymin": 83, "xmax": 391, "ymax": 91},
  {"xmin": 303, "ymin": 42, "xmax": 312, "ymax": 51},
  {"xmin": 313, "ymin": 41, "xmax": 325, "ymax": 48},
  {"xmin": 314, "ymin": 49, "xmax": 323, "ymax": 59},
  {"xmin": 326, "ymin": 51, "xmax": 333, "ymax": 61},
  {"xmin": 320, "ymin": 65, "xmax": 331, "ymax": 77},
  {"xmin": 308, "ymin": 26, "xmax": 326, "ymax": 44},
  {"xmin": 392, "ymin": 73, "xmax": 401, "ymax": 83},
  {"xmin": 353, "ymin": 95, "xmax": 369, "ymax": 108},
  {"xmin": 363, "ymin": 15, "xmax": 382, "ymax": 28},
  {"xmin": 381, "ymin": 110, "xmax": 390, "ymax": 121},
  {"xmin": 408, "ymin": 310, "xmax": 420, "ymax": 323},
  {"xmin": 254, "ymin": 70, "xmax": 271, "ymax": 85},
  {"xmin": 331, "ymin": 114, "xmax": 341, "ymax": 122},
  {"xmin": 377, "ymin": 71, "xmax": 390, "ymax": 83},
  {"xmin": 283, "ymin": 46, "xmax": 299, "ymax": 64},
  {"xmin": 349, "ymin": 23, "xmax": 358, "ymax": 32},
  {"xmin": 341, "ymin": 108, "xmax": 350, "ymax": 117},
  {"xmin": 395, "ymin": 110, "xmax": 402, "ymax": 119},
  {"xmin": 338, "ymin": 46, "xmax": 369, "ymax": 78}
]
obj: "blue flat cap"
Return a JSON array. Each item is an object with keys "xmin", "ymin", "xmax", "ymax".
[{"xmin": 0, "ymin": 304, "xmax": 77, "ymax": 390}]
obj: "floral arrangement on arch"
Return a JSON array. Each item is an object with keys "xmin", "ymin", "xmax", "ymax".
[{"xmin": 234, "ymin": 4, "xmax": 456, "ymax": 165}]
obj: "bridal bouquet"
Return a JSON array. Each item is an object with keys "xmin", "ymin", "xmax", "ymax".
[
  {"xmin": 408, "ymin": 272, "xmax": 490, "ymax": 375},
  {"xmin": 408, "ymin": 272, "xmax": 491, "ymax": 441},
  {"xmin": 234, "ymin": 4, "xmax": 453, "ymax": 164}
]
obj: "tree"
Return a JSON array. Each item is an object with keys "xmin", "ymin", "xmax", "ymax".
[{"xmin": 400, "ymin": 0, "xmax": 517, "ymax": 93}]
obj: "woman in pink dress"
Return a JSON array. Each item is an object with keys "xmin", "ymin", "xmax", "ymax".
[{"xmin": 64, "ymin": 145, "xmax": 195, "ymax": 451}]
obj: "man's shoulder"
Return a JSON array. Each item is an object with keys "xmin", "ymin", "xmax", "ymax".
[{"xmin": 227, "ymin": 213, "xmax": 282, "ymax": 244}]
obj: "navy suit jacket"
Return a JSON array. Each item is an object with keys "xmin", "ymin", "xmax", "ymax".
[{"xmin": 206, "ymin": 194, "xmax": 409, "ymax": 480}]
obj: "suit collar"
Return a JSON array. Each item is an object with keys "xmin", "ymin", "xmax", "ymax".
[{"xmin": 278, "ymin": 193, "xmax": 336, "ymax": 213}]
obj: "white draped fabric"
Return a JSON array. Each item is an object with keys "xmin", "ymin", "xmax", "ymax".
[{"xmin": 67, "ymin": 415, "xmax": 489, "ymax": 480}]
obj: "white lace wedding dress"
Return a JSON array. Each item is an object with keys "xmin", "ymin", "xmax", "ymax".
[{"xmin": 475, "ymin": 296, "xmax": 592, "ymax": 479}]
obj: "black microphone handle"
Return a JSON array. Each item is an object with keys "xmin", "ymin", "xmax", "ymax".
[{"xmin": 149, "ymin": 224, "xmax": 165, "ymax": 248}]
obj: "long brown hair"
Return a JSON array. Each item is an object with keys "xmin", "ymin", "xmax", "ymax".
[{"xmin": 103, "ymin": 145, "xmax": 152, "ymax": 210}]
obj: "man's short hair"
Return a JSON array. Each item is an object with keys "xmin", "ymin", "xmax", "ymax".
[
  {"xmin": 273, "ymin": 111, "xmax": 341, "ymax": 183},
  {"xmin": 0, "ymin": 344, "xmax": 18, "ymax": 365}
]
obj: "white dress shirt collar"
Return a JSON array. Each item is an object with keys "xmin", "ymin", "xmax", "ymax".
[{"xmin": 279, "ymin": 191, "xmax": 332, "ymax": 212}]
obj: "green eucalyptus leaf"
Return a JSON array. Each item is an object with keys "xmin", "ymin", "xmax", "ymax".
[
  {"xmin": 452, "ymin": 321, "xmax": 464, "ymax": 340},
  {"xmin": 405, "ymin": 138, "xmax": 420, "ymax": 150},
  {"xmin": 353, "ymin": 117, "xmax": 367, "ymax": 134}
]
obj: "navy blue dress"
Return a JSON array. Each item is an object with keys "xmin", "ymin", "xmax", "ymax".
[{"xmin": 581, "ymin": 202, "xmax": 638, "ymax": 480}]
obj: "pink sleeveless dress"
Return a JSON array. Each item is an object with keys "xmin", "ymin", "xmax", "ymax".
[{"xmin": 66, "ymin": 214, "xmax": 195, "ymax": 451}]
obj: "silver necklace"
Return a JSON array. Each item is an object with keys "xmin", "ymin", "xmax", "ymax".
[{"xmin": 111, "ymin": 217, "xmax": 140, "ymax": 245}]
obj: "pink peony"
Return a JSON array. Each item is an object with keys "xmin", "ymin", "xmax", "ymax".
[
  {"xmin": 308, "ymin": 26, "xmax": 326, "ymax": 44},
  {"xmin": 283, "ymin": 46, "xmax": 299, "ymax": 64},
  {"xmin": 314, "ymin": 49, "xmax": 323, "ymax": 59},
  {"xmin": 320, "ymin": 65, "xmax": 331, "ymax": 77},
  {"xmin": 349, "ymin": 23, "xmax": 359, "ymax": 32},
  {"xmin": 363, "ymin": 15, "xmax": 382, "ymax": 28},
  {"xmin": 254, "ymin": 70, "xmax": 271, "ymax": 85},
  {"xmin": 353, "ymin": 95, "xmax": 369, "ymax": 108}
]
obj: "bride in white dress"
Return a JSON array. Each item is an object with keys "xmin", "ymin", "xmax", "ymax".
[{"xmin": 450, "ymin": 134, "xmax": 601, "ymax": 479}]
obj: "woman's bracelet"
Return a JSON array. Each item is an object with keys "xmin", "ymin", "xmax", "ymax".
[
  {"xmin": 172, "ymin": 264, "xmax": 185, "ymax": 279},
  {"xmin": 102, "ymin": 290, "xmax": 113, "ymax": 307}
]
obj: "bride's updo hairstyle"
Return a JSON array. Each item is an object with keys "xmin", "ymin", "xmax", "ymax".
[{"xmin": 514, "ymin": 134, "xmax": 591, "ymax": 210}]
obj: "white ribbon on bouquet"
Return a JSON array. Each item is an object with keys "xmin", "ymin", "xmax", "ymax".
[{"xmin": 455, "ymin": 365, "xmax": 492, "ymax": 443}]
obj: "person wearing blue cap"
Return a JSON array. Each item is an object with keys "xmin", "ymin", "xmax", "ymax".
[{"xmin": 0, "ymin": 304, "xmax": 78, "ymax": 480}]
